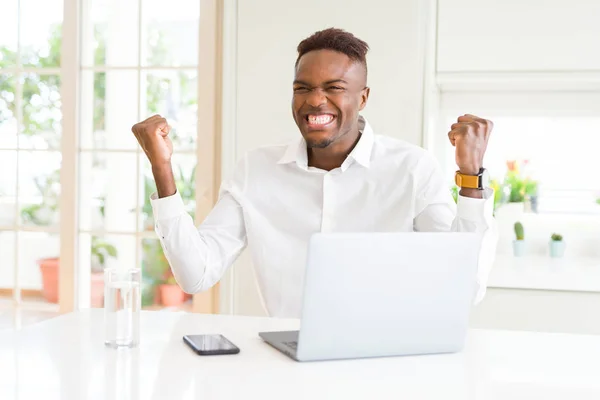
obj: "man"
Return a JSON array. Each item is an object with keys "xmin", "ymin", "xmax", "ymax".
[{"xmin": 132, "ymin": 28, "xmax": 497, "ymax": 318}]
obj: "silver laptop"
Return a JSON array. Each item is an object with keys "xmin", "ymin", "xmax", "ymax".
[{"xmin": 259, "ymin": 232, "xmax": 480, "ymax": 362}]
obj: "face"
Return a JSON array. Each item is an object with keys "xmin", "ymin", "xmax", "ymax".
[{"xmin": 292, "ymin": 50, "xmax": 369, "ymax": 148}]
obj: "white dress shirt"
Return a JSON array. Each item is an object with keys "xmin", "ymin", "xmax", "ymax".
[{"xmin": 151, "ymin": 116, "xmax": 497, "ymax": 318}]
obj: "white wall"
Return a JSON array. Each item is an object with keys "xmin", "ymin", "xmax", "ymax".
[
  {"xmin": 220, "ymin": 0, "xmax": 600, "ymax": 333},
  {"xmin": 223, "ymin": 0, "xmax": 433, "ymax": 316},
  {"xmin": 436, "ymin": 0, "xmax": 600, "ymax": 335},
  {"xmin": 437, "ymin": 0, "xmax": 600, "ymax": 72},
  {"xmin": 235, "ymin": 0, "xmax": 430, "ymax": 147}
]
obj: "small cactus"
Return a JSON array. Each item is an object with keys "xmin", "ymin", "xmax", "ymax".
[
  {"xmin": 551, "ymin": 233, "xmax": 563, "ymax": 241},
  {"xmin": 514, "ymin": 222, "xmax": 524, "ymax": 241}
]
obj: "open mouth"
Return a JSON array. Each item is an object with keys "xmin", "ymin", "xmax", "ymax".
[{"xmin": 305, "ymin": 114, "xmax": 336, "ymax": 129}]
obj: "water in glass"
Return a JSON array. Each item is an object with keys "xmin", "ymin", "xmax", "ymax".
[{"xmin": 104, "ymin": 268, "xmax": 141, "ymax": 348}]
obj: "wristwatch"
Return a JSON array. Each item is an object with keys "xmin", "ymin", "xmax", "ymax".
[{"xmin": 455, "ymin": 168, "xmax": 490, "ymax": 190}]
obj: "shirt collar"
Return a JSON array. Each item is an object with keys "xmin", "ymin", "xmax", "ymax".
[
  {"xmin": 347, "ymin": 115, "xmax": 374, "ymax": 169},
  {"xmin": 277, "ymin": 134, "xmax": 309, "ymax": 168},
  {"xmin": 277, "ymin": 115, "xmax": 374, "ymax": 170}
]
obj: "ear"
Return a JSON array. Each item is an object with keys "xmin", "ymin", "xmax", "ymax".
[{"xmin": 359, "ymin": 87, "xmax": 370, "ymax": 111}]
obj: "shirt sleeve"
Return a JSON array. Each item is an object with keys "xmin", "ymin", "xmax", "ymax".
[
  {"xmin": 151, "ymin": 162, "xmax": 247, "ymax": 294},
  {"xmin": 413, "ymin": 153, "xmax": 498, "ymax": 304}
]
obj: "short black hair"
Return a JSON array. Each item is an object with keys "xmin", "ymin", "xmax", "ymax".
[{"xmin": 295, "ymin": 28, "xmax": 369, "ymax": 72}]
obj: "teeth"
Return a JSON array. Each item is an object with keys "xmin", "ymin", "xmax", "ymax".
[{"xmin": 308, "ymin": 114, "xmax": 333, "ymax": 125}]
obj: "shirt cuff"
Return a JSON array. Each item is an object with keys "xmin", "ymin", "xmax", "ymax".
[
  {"xmin": 150, "ymin": 191, "xmax": 186, "ymax": 221},
  {"xmin": 456, "ymin": 188, "xmax": 494, "ymax": 222}
]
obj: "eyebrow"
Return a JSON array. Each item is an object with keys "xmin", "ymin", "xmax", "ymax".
[{"xmin": 293, "ymin": 79, "xmax": 349, "ymax": 86}]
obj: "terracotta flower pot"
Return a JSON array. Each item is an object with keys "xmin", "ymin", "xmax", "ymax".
[
  {"xmin": 37, "ymin": 258, "xmax": 106, "ymax": 306},
  {"xmin": 38, "ymin": 258, "xmax": 60, "ymax": 303},
  {"xmin": 159, "ymin": 284, "xmax": 185, "ymax": 307},
  {"xmin": 90, "ymin": 272, "xmax": 105, "ymax": 307}
]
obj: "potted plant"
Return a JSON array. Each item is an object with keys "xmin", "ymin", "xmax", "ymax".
[
  {"xmin": 143, "ymin": 241, "xmax": 185, "ymax": 307},
  {"xmin": 504, "ymin": 160, "xmax": 526, "ymax": 203},
  {"xmin": 498, "ymin": 160, "xmax": 539, "ymax": 211},
  {"xmin": 495, "ymin": 161, "xmax": 525, "ymax": 221},
  {"xmin": 141, "ymin": 239, "xmax": 188, "ymax": 307},
  {"xmin": 549, "ymin": 233, "xmax": 565, "ymax": 258},
  {"xmin": 524, "ymin": 180, "xmax": 539, "ymax": 213},
  {"xmin": 159, "ymin": 274, "xmax": 186, "ymax": 307},
  {"xmin": 513, "ymin": 222, "xmax": 526, "ymax": 257},
  {"xmin": 37, "ymin": 257, "xmax": 60, "ymax": 303},
  {"xmin": 37, "ymin": 237, "xmax": 118, "ymax": 305},
  {"xmin": 24, "ymin": 168, "xmax": 61, "ymax": 303}
]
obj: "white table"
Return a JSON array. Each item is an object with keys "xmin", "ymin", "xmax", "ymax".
[{"xmin": 2, "ymin": 310, "xmax": 600, "ymax": 400}]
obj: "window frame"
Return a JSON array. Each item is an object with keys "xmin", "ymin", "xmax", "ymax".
[{"xmin": 0, "ymin": 0, "xmax": 223, "ymax": 314}]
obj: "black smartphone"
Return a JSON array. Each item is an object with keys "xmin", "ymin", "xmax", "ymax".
[{"xmin": 183, "ymin": 334, "xmax": 240, "ymax": 356}]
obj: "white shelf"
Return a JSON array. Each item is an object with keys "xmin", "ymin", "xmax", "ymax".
[{"xmin": 488, "ymin": 254, "xmax": 600, "ymax": 293}]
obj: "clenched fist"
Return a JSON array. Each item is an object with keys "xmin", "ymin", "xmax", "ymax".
[
  {"xmin": 132, "ymin": 114, "xmax": 173, "ymax": 167},
  {"xmin": 448, "ymin": 114, "xmax": 493, "ymax": 176}
]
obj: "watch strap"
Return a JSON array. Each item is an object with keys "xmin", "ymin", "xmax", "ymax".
[{"xmin": 455, "ymin": 169, "xmax": 482, "ymax": 189}]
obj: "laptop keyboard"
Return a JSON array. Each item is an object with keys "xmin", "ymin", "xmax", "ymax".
[{"xmin": 283, "ymin": 341, "xmax": 298, "ymax": 350}]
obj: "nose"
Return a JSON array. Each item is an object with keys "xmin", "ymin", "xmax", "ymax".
[{"xmin": 305, "ymin": 88, "xmax": 327, "ymax": 108}]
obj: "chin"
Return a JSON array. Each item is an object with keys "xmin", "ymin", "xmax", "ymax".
[
  {"xmin": 306, "ymin": 139, "xmax": 333, "ymax": 149},
  {"xmin": 303, "ymin": 130, "xmax": 337, "ymax": 149}
]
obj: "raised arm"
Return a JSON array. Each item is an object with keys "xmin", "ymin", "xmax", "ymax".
[{"xmin": 132, "ymin": 115, "xmax": 247, "ymax": 293}]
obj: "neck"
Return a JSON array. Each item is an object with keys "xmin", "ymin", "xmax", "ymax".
[{"xmin": 308, "ymin": 127, "xmax": 361, "ymax": 171}]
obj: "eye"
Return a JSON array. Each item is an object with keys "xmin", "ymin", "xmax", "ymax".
[
  {"xmin": 327, "ymin": 86, "xmax": 345, "ymax": 92},
  {"xmin": 293, "ymin": 87, "xmax": 310, "ymax": 93}
]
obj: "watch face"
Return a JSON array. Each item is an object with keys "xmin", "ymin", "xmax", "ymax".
[{"xmin": 480, "ymin": 169, "xmax": 491, "ymax": 188}]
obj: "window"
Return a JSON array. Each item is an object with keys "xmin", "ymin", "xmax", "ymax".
[
  {"xmin": 78, "ymin": 0, "xmax": 200, "ymax": 310},
  {"xmin": 439, "ymin": 114, "xmax": 600, "ymax": 214},
  {"xmin": 435, "ymin": 90, "xmax": 600, "ymax": 272},
  {"xmin": 0, "ymin": 0, "xmax": 63, "ymax": 311},
  {"xmin": 1, "ymin": 0, "xmax": 205, "ymax": 317}
]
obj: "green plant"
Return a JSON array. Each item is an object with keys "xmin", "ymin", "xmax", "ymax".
[
  {"xmin": 450, "ymin": 185, "xmax": 458, "ymax": 204},
  {"xmin": 91, "ymin": 237, "xmax": 118, "ymax": 272},
  {"xmin": 503, "ymin": 160, "xmax": 538, "ymax": 203},
  {"xmin": 141, "ymin": 239, "xmax": 171, "ymax": 306},
  {"xmin": 524, "ymin": 180, "xmax": 538, "ymax": 197},
  {"xmin": 175, "ymin": 164, "xmax": 196, "ymax": 211},
  {"xmin": 20, "ymin": 169, "xmax": 60, "ymax": 226},
  {"xmin": 490, "ymin": 179, "xmax": 503, "ymax": 212},
  {"xmin": 143, "ymin": 241, "xmax": 168, "ymax": 278},
  {"xmin": 0, "ymin": 26, "xmax": 62, "ymax": 148},
  {"xmin": 514, "ymin": 222, "xmax": 524, "ymax": 241},
  {"xmin": 551, "ymin": 233, "xmax": 563, "ymax": 242},
  {"xmin": 505, "ymin": 173, "xmax": 527, "ymax": 203},
  {"xmin": 165, "ymin": 275, "xmax": 178, "ymax": 285}
]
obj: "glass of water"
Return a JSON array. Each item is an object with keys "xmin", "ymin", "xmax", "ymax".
[{"xmin": 104, "ymin": 268, "xmax": 141, "ymax": 348}]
